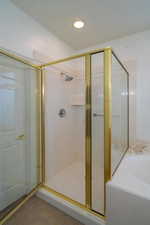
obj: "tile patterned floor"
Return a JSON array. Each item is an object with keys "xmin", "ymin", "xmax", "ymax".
[{"xmin": 4, "ymin": 196, "xmax": 84, "ymax": 225}]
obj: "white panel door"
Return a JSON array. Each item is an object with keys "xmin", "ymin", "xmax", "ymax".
[{"xmin": 0, "ymin": 67, "xmax": 27, "ymax": 211}]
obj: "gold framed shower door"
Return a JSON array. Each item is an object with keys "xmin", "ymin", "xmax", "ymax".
[{"xmin": 40, "ymin": 47, "xmax": 110, "ymax": 218}]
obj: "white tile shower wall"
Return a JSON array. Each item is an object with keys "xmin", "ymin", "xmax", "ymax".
[
  {"xmin": 76, "ymin": 29, "xmax": 150, "ymax": 145},
  {"xmin": 45, "ymin": 63, "xmax": 85, "ymax": 181},
  {"xmin": 45, "ymin": 67, "xmax": 76, "ymax": 179},
  {"xmin": 0, "ymin": 0, "xmax": 73, "ymax": 62}
]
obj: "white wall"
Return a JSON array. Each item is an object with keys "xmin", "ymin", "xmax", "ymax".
[
  {"xmin": 76, "ymin": 29, "xmax": 150, "ymax": 145},
  {"xmin": 0, "ymin": 0, "xmax": 73, "ymax": 62}
]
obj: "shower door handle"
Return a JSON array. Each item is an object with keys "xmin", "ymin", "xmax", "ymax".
[
  {"xmin": 93, "ymin": 113, "xmax": 103, "ymax": 117},
  {"xmin": 16, "ymin": 134, "xmax": 25, "ymax": 140}
]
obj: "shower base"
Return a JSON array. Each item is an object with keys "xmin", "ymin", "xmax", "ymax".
[
  {"xmin": 46, "ymin": 161, "xmax": 85, "ymax": 204},
  {"xmin": 44, "ymin": 160, "xmax": 104, "ymax": 215}
]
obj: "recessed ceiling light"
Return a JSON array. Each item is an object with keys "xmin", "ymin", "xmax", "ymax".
[{"xmin": 73, "ymin": 20, "xmax": 84, "ymax": 29}]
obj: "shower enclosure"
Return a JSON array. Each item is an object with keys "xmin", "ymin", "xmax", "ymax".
[
  {"xmin": 42, "ymin": 48, "xmax": 129, "ymax": 217},
  {"xmin": 0, "ymin": 47, "xmax": 129, "ymax": 224}
]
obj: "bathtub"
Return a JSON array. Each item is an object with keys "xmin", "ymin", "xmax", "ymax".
[{"xmin": 106, "ymin": 152, "xmax": 150, "ymax": 225}]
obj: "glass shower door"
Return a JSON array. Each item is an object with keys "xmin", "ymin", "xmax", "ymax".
[
  {"xmin": 0, "ymin": 68, "xmax": 26, "ymax": 212},
  {"xmin": 44, "ymin": 57, "xmax": 85, "ymax": 205},
  {"xmin": 91, "ymin": 52, "xmax": 104, "ymax": 215},
  {"xmin": 0, "ymin": 54, "xmax": 40, "ymax": 219},
  {"xmin": 111, "ymin": 54, "xmax": 129, "ymax": 174}
]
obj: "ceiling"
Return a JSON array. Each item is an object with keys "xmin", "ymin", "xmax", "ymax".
[{"xmin": 11, "ymin": 0, "xmax": 150, "ymax": 50}]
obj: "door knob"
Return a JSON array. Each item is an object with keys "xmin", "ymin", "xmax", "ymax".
[{"xmin": 16, "ymin": 134, "xmax": 25, "ymax": 140}]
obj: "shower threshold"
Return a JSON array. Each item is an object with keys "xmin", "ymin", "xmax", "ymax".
[{"xmin": 37, "ymin": 186, "xmax": 105, "ymax": 225}]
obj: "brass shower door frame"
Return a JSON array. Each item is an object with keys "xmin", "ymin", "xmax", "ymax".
[
  {"xmin": 0, "ymin": 46, "xmax": 129, "ymax": 224},
  {"xmin": 40, "ymin": 47, "xmax": 113, "ymax": 219}
]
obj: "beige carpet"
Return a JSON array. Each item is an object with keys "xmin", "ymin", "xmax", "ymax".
[
  {"xmin": 4, "ymin": 196, "xmax": 83, "ymax": 225},
  {"xmin": 0, "ymin": 196, "xmax": 26, "ymax": 221}
]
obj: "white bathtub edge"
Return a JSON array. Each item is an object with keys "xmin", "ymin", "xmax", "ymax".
[{"xmin": 37, "ymin": 188, "xmax": 105, "ymax": 225}]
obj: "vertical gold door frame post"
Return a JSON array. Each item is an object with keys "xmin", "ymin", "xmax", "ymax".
[
  {"xmin": 127, "ymin": 72, "xmax": 130, "ymax": 149},
  {"xmin": 104, "ymin": 48, "xmax": 112, "ymax": 213},
  {"xmin": 41, "ymin": 68, "xmax": 46, "ymax": 184},
  {"xmin": 37, "ymin": 68, "xmax": 42, "ymax": 184},
  {"xmin": 85, "ymin": 54, "xmax": 92, "ymax": 208}
]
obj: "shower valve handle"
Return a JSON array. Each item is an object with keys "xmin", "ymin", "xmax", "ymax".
[{"xmin": 58, "ymin": 108, "xmax": 66, "ymax": 118}]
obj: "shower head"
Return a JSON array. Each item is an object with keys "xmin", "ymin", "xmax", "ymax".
[
  {"xmin": 65, "ymin": 75, "xmax": 74, "ymax": 81},
  {"xmin": 60, "ymin": 72, "xmax": 74, "ymax": 81}
]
